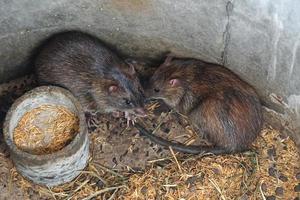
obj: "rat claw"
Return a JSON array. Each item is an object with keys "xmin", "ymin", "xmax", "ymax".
[
  {"xmin": 125, "ymin": 111, "xmax": 128, "ymax": 118},
  {"xmin": 127, "ymin": 119, "xmax": 131, "ymax": 127},
  {"xmin": 124, "ymin": 111, "xmax": 138, "ymax": 127}
]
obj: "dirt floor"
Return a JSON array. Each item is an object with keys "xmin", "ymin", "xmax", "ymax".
[{"xmin": 0, "ymin": 75, "xmax": 299, "ymax": 200}]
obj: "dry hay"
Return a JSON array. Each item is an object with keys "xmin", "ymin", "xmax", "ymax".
[
  {"xmin": 8, "ymin": 126, "xmax": 299, "ymax": 199},
  {"xmin": 0, "ymin": 74, "xmax": 37, "ymax": 122},
  {"xmin": 10, "ymin": 160, "xmax": 128, "ymax": 200},
  {"xmin": 1, "ymin": 76, "xmax": 299, "ymax": 199},
  {"xmin": 14, "ymin": 104, "xmax": 79, "ymax": 155},
  {"xmin": 251, "ymin": 128, "xmax": 300, "ymax": 199},
  {"xmin": 121, "ymin": 127, "xmax": 300, "ymax": 199}
]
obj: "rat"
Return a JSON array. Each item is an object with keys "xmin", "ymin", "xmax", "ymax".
[
  {"xmin": 135, "ymin": 55, "xmax": 263, "ymax": 154},
  {"xmin": 34, "ymin": 31, "xmax": 146, "ymax": 124}
]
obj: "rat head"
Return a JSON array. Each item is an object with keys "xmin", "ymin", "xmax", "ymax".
[
  {"xmin": 147, "ymin": 57, "xmax": 186, "ymax": 107},
  {"xmin": 91, "ymin": 63, "xmax": 147, "ymax": 117}
]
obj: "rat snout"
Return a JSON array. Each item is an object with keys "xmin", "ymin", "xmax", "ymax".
[
  {"xmin": 134, "ymin": 107, "xmax": 147, "ymax": 117},
  {"xmin": 144, "ymin": 87, "xmax": 156, "ymax": 99},
  {"xmin": 144, "ymin": 98, "xmax": 152, "ymax": 104}
]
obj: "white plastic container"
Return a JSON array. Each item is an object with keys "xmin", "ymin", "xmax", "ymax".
[{"xmin": 3, "ymin": 86, "xmax": 89, "ymax": 186}]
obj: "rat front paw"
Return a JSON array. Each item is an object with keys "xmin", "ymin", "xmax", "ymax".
[
  {"xmin": 85, "ymin": 112, "xmax": 100, "ymax": 132},
  {"xmin": 125, "ymin": 111, "xmax": 137, "ymax": 127}
]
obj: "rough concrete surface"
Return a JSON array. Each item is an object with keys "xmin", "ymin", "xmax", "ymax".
[{"xmin": 0, "ymin": 1, "xmax": 299, "ymax": 142}]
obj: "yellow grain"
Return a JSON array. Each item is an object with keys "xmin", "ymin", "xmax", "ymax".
[{"xmin": 13, "ymin": 104, "xmax": 79, "ymax": 155}]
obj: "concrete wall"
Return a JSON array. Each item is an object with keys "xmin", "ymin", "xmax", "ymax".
[{"xmin": 1, "ymin": 0, "xmax": 300, "ymax": 146}]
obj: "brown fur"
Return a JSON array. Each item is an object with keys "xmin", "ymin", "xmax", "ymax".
[
  {"xmin": 143, "ymin": 56, "xmax": 263, "ymax": 153},
  {"xmin": 35, "ymin": 31, "xmax": 145, "ymax": 116}
]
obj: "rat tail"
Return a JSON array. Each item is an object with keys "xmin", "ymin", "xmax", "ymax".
[{"xmin": 135, "ymin": 123, "xmax": 233, "ymax": 155}]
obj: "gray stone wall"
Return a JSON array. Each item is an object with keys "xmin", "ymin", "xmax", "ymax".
[{"xmin": 0, "ymin": 0, "xmax": 299, "ymax": 145}]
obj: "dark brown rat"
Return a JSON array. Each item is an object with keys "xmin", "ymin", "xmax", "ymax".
[
  {"xmin": 136, "ymin": 55, "xmax": 263, "ymax": 154},
  {"xmin": 35, "ymin": 31, "xmax": 146, "ymax": 121}
]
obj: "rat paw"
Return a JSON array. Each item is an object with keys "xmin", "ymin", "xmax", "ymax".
[
  {"xmin": 125, "ymin": 111, "xmax": 137, "ymax": 127},
  {"xmin": 85, "ymin": 112, "xmax": 100, "ymax": 132}
]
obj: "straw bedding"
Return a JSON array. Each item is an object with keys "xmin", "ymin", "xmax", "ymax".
[{"xmin": 0, "ymin": 75, "xmax": 299, "ymax": 199}]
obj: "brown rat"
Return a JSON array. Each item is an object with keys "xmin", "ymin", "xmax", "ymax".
[
  {"xmin": 35, "ymin": 31, "xmax": 146, "ymax": 122},
  {"xmin": 136, "ymin": 55, "xmax": 263, "ymax": 154}
]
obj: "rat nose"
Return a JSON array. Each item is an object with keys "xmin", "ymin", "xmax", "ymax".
[
  {"xmin": 134, "ymin": 107, "xmax": 147, "ymax": 117},
  {"xmin": 154, "ymin": 88, "xmax": 160, "ymax": 93},
  {"xmin": 144, "ymin": 99, "xmax": 151, "ymax": 104}
]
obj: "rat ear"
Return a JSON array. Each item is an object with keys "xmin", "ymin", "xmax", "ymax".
[
  {"xmin": 129, "ymin": 63, "xmax": 136, "ymax": 75},
  {"xmin": 162, "ymin": 53, "xmax": 175, "ymax": 66},
  {"xmin": 169, "ymin": 78, "xmax": 181, "ymax": 87},
  {"xmin": 158, "ymin": 53, "xmax": 175, "ymax": 68},
  {"xmin": 108, "ymin": 85, "xmax": 118, "ymax": 93},
  {"xmin": 125, "ymin": 60, "xmax": 136, "ymax": 75}
]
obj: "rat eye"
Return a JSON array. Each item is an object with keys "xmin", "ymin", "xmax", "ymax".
[
  {"xmin": 124, "ymin": 98, "xmax": 132, "ymax": 105},
  {"xmin": 154, "ymin": 88, "xmax": 160, "ymax": 93}
]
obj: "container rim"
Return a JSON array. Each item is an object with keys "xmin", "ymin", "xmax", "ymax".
[{"xmin": 3, "ymin": 86, "xmax": 88, "ymax": 163}]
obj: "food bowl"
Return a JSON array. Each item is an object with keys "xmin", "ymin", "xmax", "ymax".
[{"xmin": 3, "ymin": 86, "xmax": 89, "ymax": 186}]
